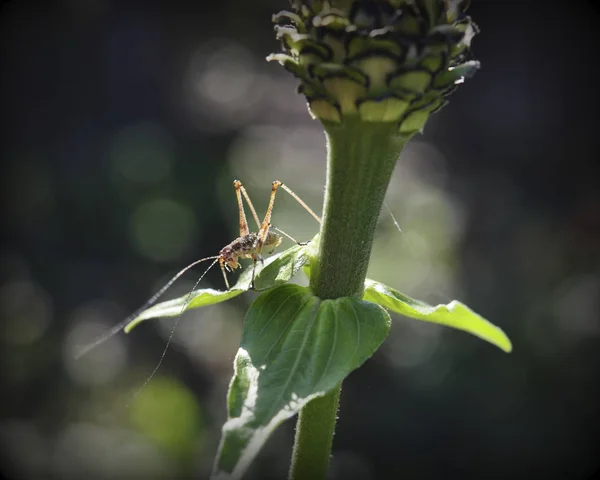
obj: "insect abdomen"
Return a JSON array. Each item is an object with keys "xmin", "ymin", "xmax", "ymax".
[{"xmin": 264, "ymin": 231, "xmax": 282, "ymax": 251}]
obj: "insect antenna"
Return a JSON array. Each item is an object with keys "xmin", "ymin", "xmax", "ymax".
[
  {"xmin": 75, "ymin": 255, "xmax": 220, "ymax": 360},
  {"xmin": 127, "ymin": 256, "xmax": 220, "ymax": 405},
  {"xmin": 383, "ymin": 201, "xmax": 418, "ymax": 259},
  {"xmin": 383, "ymin": 201, "xmax": 451, "ymax": 302}
]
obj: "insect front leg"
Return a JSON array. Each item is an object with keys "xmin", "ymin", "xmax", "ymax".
[
  {"xmin": 250, "ymin": 253, "xmax": 262, "ymax": 290},
  {"xmin": 219, "ymin": 259, "xmax": 231, "ymax": 290}
]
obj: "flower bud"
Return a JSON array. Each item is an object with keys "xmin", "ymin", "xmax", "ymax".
[{"xmin": 268, "ymin": 0, "xmax": 480, "ymax": 136}]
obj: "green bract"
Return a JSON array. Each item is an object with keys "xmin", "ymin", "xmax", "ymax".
[{"xmin": 267, "ymin": 0, "xmax": 479, "ymax": 135}]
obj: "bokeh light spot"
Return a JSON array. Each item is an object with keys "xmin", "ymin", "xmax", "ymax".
[
  {"xmin": 110, "ymin": 122, "xmax": 173, "ymax": 184},
  {"xmin": 156, "ymin": 302, "xmax": 243, "ymax": 373},
  {"xmin": 384, "ymin": 321, "xmax": 440, "ymax": 369},
  {"xmin": 0, "ymin": 280, "xmax": 52, "ymax": 345},
  {"xmin": 0, "ymin": 421, "xmax": 48, "ymax": 478},
  {"xmin": 63, "ymin": 303, "xmax": 127, "ymax": 386},
  {"xmin": 53, "ymin": 423, "xmax": 171, "ymax": 479},
  {"xmin": 555, "ymin": 274, "xmax": 600, "ymax": 338},
  {"xmin": 200, "ymin": 46, "xmax": 256, "ymax": 106},
  {"xmin": 129, "ymin": 376, "xmax": 204, "ymax": 461},
  {"xmin": 329, "ymin": 451, "xmax": 374, "ymax": 480},
  {"xmin": 129, "ymin": 199, "xmax": 198, "ymax": 263},
  {"xmin": 184, "ymin": 40, "xmax": 266, "ymax": 131}
]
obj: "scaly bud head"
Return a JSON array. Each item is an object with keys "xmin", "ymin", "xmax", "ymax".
[{"xmin": 268, "ymin": 0, "xmax": 480, "ymax": 138}]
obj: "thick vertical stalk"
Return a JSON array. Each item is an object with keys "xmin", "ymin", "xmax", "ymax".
[
  {"xmin": 312, "ymin": 119, "xmax": 409, "ymax": 299},
  {"xmin": 289, "ymin": 117, "xmax": 409, "ymax": 479}
]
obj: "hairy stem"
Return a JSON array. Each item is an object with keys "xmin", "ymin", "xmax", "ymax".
[
  {"xmin": 289, "ymin": 384, "xmax": 341, "ymax": 480},
  {"xmin": 312, "ymin": 120, "xmax": 409, "ymax": 299},
  {"xmin": 289, "ymin": 117, "xmax": 409, "ymax": 479}
]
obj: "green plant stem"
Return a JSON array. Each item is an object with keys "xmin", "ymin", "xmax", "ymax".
[
  {"xmin": 312, "ymin": 119, "xmax": 409, "ymax": 299},
  {"xmin": 289, "ymin": 117, "xmax": 409, "ymax": 479},
  {"xmin": 289, "ymin": 384, "xmax": 341, "ymax": 480}
]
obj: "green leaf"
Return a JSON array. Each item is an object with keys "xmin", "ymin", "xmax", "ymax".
[
  {"xmin": 241, "ymin": 240, "xmax": 312, "ymax": 291},
  {"xmin": 124, "ymin": 288, "xmax": 243, "ymax": 333},
  {"xmin": 363, "ymin": 279, "xmax": 512, "ymax": 353},
  {"xmin": 212, "ymin": 284, "xmax": 390, "ymax": 479},
  {"xmin": 124, "ymin": 240, "xmax": 314, "ymax": 333}
]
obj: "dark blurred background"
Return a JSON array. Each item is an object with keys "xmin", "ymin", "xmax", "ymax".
[{"xmin": 1, "ymin": 1, "xmax": 599, "ymax": 479}]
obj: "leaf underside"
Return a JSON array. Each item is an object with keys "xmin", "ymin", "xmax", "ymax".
[{"xmin": 363, "ymin": 278, "xmax": 512, "ymax": 353}]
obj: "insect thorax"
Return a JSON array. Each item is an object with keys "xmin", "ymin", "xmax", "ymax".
[{"xmin": 223, "ymin": 231, "xmax": 282, "ymax": 260}]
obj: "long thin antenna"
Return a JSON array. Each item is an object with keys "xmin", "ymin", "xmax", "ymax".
[
  {"xmin": 383, "ymin": 201, "xmax": 418, "ymax": 259},
  {"xmin": 127, "ymin": 257, "xmax": 220, "ymax": 406},
  {"xmin": 75, "ymin": 255, "xmax": 220, "ymax": 360}
]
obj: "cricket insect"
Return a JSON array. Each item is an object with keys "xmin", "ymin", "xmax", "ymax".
[
  {"xmin": 76, "ymin": 179, "xmax": 321, "ymax": 361},
  {"xmin": 217, "ymin": 179, "xmax": 321, "ymax": 289}
]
